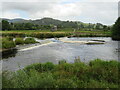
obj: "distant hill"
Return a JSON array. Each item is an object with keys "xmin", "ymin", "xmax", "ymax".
[
  {"xmin": 31, "ymin": 18, "xmax": 62, "ymax": 25},
  {"xmin": 1, "ymin": 17, "xmax": 110, "ymax": 30},
  {"xmin": 1, "ymin": 17, "xmax": 81, "ymax": 25},
  {"xmin": 1, "ymin": 18, "xmax": 30, "ymax": 23}
]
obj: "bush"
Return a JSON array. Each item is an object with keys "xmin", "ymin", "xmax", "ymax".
[
  {"xmin": 3, "ymin": 36, "xmax": 13, "ymax": 41},
  {"xmin": 2, "ymin": 70, "xmax": 55, "ymax": 88},
  {"xmin": 24, "ymin": 62, "xmax": 55, "ymax": 73},
  {"xmin": 2, "ymin": 38, "xmax": 16, "ymax": 49},
  {"xmin": 24, "ymin": 37, "xmax": 37, "ymax": 44},
  {"xmin": 55, "ymin": 79, "xmax": 77, "ymax": 88},
  {"xmin": 2, "ymin": 59, "xmax": 119, "ymax": 88},
  {"xmin": 27, "ymin": 71, "xmax": 55, "ymax": 88},
  {"xmin": 58, "ymin": 60, "xmax": 66, "ymax": 64},
  {"xmin": 77, "ymin": 79, "xmax": 118, "ymax": 88},
  {"xmin": 89, "ymin": 59, "xmax": 119, "ymax": 83},
  {"xmin": 15, "ymin": 38, "xmax": 24, "ymax": 45},
  {"xmin": 24, "ymin": 63, "xmax": 43, "ymax": 73}
]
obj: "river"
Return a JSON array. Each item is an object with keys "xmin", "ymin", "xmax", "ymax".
[{"xmin": 2, "ymin": 37, "xmax": 119, "ymax": 71}]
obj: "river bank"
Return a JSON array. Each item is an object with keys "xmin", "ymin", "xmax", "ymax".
[
  {"xmin": 2, "ymin": 59, "xmax": 119, "ymax": 88},
  {"xmin": 1, "ymin": 30, "xmax": 111, "ymax": 39}
]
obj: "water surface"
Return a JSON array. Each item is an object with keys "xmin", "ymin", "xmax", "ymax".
[{"xmin": 2, "ymin": 37, "xmax": 119, "ymax": 71}]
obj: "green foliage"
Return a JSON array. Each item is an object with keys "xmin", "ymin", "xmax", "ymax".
[
  {"xmin": 89, "ymin": 59, "xmax": 119, "ymax": 84},
  {"xmin": 58, "ymin": 60, "xmax": 66, "ymax": 64},
  {"xmin": 77, "ymin": 79, "xmax": 118, "ymax": 88},
  {"xmin": 2, "ymin": 38, "xmax": 16, "ymax": 49},
  {"xmin": 1, "ymin": 36, "xmax": 38, "ymax": 49},
  {"xmin": 2, "ymin": 18, "xmax": 111, "ymax": 31},
  {"xmin": 15, "ymin": 38, "xmax": 24, "ymax": 45},
  {"xmin": 24, "ymin": 63, "xmax": 43, "ymax": 72},
  {"xmin": 2, "ymin": 59, "xmax": 119, "ymax": 88},
  {"xmin": 2, "ymin": 20, "xmax": 11, "ymax": 30},
  {"xmin": 4, "ymin": 36, "xmax": 13, "ymax": 41},
  {"xmin": 24, "ymin": 62, "xmax": 55, "ymax": 73},
  {"xmin": 112, "ymin": 17, "xmax": 120, "ymax": 40},
  {"xmin": 55, "ymin": 79, "xmax": 77, "ymax": 88},
  {"xmin": 2, "ymin": 71, "xmax": 14, "ymax": 88},
  {"xmin": 1, "ymin": 30, "xmax": 111, "ymax": 39},
  {"xmin": 3, "ymin": 70, "xmax": 55, "ymax": 88},
  {"xmin": 24, "ymin": 37, "xmax": 37, "ymax": 44},
  {"xmin": 74, "ymin": 56, "xmax": 81, "ymax": 63}
]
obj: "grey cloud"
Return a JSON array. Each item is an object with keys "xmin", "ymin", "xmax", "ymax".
[
  {"xmin": 2, "ymin": 2, "xmax": 54, "ymax": 13},
  {"xmin": 1, "ymin": 1, "xmax": 118, "ymax": 25},
  {"xmin": 76, "ymin": 2, "xmax": 118, "ymax": 25},
  {"xmin": 118, "ymin": 1, "xmax": 120, "ymax": 17}
]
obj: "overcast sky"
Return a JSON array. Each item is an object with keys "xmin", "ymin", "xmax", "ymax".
[{"xmin": 0, "ymin": 0, "xmax": 120, "ymax": 25}]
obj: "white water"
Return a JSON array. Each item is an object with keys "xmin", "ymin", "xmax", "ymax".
[{"xmin": 18, "ymin": 42, "xmax": 57, "ymax": 51}]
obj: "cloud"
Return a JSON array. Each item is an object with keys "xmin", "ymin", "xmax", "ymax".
[
  {"xmin": 118, "ymin": 2, "xmax": 120, "ymax": 17},
  {"xmin": 76, "ymin": 2, "xmax": 118, "ymax": 25},
  {"xmin": 0, "ymin": 0, "xmax": 119, "ymax": 25},
  {"xmin": 30, "ymin": 3, "xmax": 82, "ymax": 20},
  {"xmin": 2, "ymin": 11, "xmax": 21, "ymax": 19}
]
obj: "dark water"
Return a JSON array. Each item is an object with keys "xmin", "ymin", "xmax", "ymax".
[{"xmin": 2, "ymin": 37, "xmax": 119, "ymax": 71}]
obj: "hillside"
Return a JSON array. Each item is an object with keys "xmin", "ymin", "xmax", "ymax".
[{"xmin": 1, "ymin": 17, "xmax": 111, "ymax": 30}]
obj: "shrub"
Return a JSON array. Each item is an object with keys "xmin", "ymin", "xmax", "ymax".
[
  {"xmin": 24, "ymin": 62, "xmax": 55, "ymax": 72},
  {"xmin": 24, "ymin": 63, "xmax": 43, "ymax": 72},
  {"xmin": 15, "ymin": 38, "xmax": 24, "ymax": 45},
  {"xmin": 55, "ymin": 79, "xmax": 77, "ymax": 88},
  {"xmin": 3, "ymin": 70, "xmax": 55, "ymax": 88},
  {"xmin": 3, "ymin": 36, "xmax": 13, "ymax": 41},
  {"xmin": 89, "ymin": 59, "xmax": 119, "ymax": 83},
  {"xmin": 2, "ymin": 59, "xmax": 119, "ymax": 88},
  {"xmin": 42, "ymin": 62, "xmax": 55, "ymax": 71},
  {"xmin": 24, "ymin": 37, "xmax": 37, "ymax": 44},
  {"xmin": 27, "ymin": 71, "xmax": 55, "ymax": 88},
  {"xmin": 58, "ymin": 60, "xmax": 66, "ymax": 65},
  {"xmin": 2, "ymin": 38, "xmax": 16, "ymax": 49}
]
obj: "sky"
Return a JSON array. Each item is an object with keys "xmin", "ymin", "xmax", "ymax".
[{"xmin": 0, "ymin": 0, "xmax": 120, "ymax": 25}]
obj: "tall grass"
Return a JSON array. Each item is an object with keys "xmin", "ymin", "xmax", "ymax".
[{"xmin": 2, "ymin": 59, "xmax": 119, "ymax": 88}]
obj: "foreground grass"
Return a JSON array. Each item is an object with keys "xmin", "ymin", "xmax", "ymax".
[{"xmin": 2, "ymin": 59, "xmax": 119, "ymax": 88}]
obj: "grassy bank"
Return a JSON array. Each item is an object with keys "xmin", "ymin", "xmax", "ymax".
[
  {"xmin": 2, "ymin": 59, "xmax": 119, "ymax": 88},
  {"xmin": 1, "ymin": 30, "xmax": 111, "ymax": 38}
]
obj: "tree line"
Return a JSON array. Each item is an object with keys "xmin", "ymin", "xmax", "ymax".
[{"xmin": 1, "ymin": 20, "xmax": 111, "ymax": 31}]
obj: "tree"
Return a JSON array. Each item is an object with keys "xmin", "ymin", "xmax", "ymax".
[
  {"xmin": 2, "ymin": 20, "xmax": 10, "ymax": 30},
  {"xmin": 24, "ymin": 23, "xmax": 33, "ymax": 30},
  {"xmin": 112, "ymin": 17, "xmax": 120, "ymax": 40}
]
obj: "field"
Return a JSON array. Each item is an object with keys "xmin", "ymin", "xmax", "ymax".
[{"xmin": 1, "ymin": 29, "xmax": 111, "ymax": 38}]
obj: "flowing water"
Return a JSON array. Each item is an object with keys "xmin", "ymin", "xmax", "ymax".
[{"xmin": 2, "ymin": 37, "xmax": 119, "ymax": 71}]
